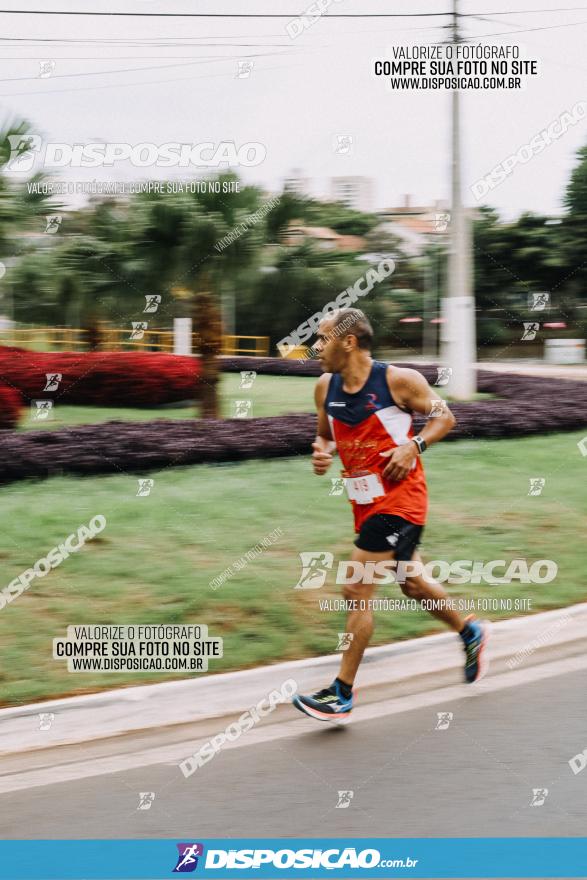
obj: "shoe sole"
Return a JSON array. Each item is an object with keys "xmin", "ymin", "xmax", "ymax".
[{"xmin": 292, "ymin": 695, "xmax": 352, "ymax": 724}]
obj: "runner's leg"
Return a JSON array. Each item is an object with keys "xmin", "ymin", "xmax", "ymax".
[
  {"xmin": 338, "ymin": 546, "xmax": 391, "ymax": 685},
  {"xmin": 399, "ymin": 549, "xmax": 463, "ymax": 632}
]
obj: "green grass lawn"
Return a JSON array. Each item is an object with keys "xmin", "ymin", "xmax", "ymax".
[
  {"xmin": 21, "ymin": 372, "xmax": 494, "ymax": 431},
  {"xmin": 20, "ymin": 373, "xmax": 317, "ymax": 430},
  {"xmin": 1, "ymin": 429, "xmax": 586, "ymax": 706}
]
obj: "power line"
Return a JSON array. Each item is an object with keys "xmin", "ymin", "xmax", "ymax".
[
  {"xmin": 0, "ymin": 36, "xmax": 291, "ymax": 42},
  {"xmin": 0, "ymin": 54, "xmax": 293, "ymax": 60},
  {"xmin": 3, "ymin": 18, "xmax": 586, "ymax": 79},
  {"xmin": 0, "ymin": 23, "xmax": 447, "ymax": 45},
  {"xmin": 1, "ymin": 8, "xmax": 585, "ymax": 87},
  {"xmin": 2, "ymin": 6, "xmax": 587, "ymax": 16},
  {"xmin": 0, "ymin": 35, "xmax": 338, "ymax": 44},
  {"xmin": 0, "ymin": 61, "xmax": 303, "ymax": 98},
  {"xmin": 460, "ymin": 17, "xmax": 587, "ymax": 39},
  {"xmin": 464, "ymin": 5, "xmax": 587, "ymax": 13},
  {"xmin": 0, "ymin": 49, "xmax": 296, "ymax": 83},
  {"xmin": 468, "ymin": 15, "xmax": 527, "ymax": 28},
  {"xmin": 0, "ymin": 35, "xmax": 305, "ymax": 43},
  {"xmin": 0, "ymin": 8, "xmax": 452, "ymax": 17},
  {"xmin": 1, "ymin": 17, "xmax": 584, "ymax": 73}
]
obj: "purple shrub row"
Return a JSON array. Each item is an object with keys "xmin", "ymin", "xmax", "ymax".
[
  {"xmin": 0, "ymin": 363, "xmax": 585, "ymax": 484},
  {"xmin": 0, "ymin": 415, "xmax": 315, "ymax": 484},
  {"xmin": 223, "ymin": 357, "xmax": 587, "ymax": 437}
]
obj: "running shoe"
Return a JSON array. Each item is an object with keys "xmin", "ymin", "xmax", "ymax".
[
  {"xmin": 292, "ymin": 680, "xmax": 353, "ymax": 722},
  {"xmin": 460, "ymin": 616, "xmax": 489, "ymax": 683}
]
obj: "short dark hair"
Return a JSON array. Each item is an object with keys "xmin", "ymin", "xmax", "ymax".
[{"xmin": 328, "ymin": 308, "xmax": 373, "ymax": 350}]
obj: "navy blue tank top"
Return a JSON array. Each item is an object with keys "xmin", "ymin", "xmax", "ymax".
[{"xmin": 325, "ymin": 360, "xmax": 398, "ymax": 426}]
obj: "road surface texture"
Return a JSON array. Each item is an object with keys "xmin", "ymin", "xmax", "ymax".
[{"xmin": 1, "ymin": 662, "xmax": 585, "ymax": 841}]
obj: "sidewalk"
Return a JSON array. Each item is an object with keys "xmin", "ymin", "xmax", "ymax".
[
  {"xmin": 0, "ymin": 604, "xmax": 585, "ymax": 758},
  {"xmin": 477, "ymin": 361, "xmax": 587, "ymax": 381}
]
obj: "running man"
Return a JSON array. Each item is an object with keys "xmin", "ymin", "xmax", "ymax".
[{"xmin": 292, "ymin": 308, "xmax": 488, "ymax": 722}]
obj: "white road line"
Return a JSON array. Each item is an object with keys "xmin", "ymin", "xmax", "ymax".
[{"xmin": 0, "ymin": 653, "xmax": 586, "ymax": 795}]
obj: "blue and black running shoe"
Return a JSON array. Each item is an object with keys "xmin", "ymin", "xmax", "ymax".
[
  {"xmin": 292, "ymin": 680, "xmax": 353, "ymax": 722},
  {"xmin": 460, "ymin": 616, "xmax": 489, "ymax": 683}
]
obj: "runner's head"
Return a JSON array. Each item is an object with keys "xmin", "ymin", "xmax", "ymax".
[{"xmin": 314, "ymin": 308, "xmax": 373, "ymax": 372}]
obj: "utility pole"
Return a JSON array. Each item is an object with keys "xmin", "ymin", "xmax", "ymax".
[
  {"xmin": 422, "ymin": 250, "xmax": 436, "ymax": 360},
  {"xmin": 441, "ymin": 0, "xmax": 476, "ymax": 398}
]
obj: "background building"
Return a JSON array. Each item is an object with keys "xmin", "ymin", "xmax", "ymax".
[
  {"xmin": 283, "ymin": 168, "xmax": 311, "ymax": 198},
  {"xmin": 330, "ymin": 176, "xmax": 375, "ymax": 213}
]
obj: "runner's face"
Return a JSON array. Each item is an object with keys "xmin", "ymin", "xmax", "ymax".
[{"xmin": 314, "ymin": 319, "xmax": 347, "ymax": 371}]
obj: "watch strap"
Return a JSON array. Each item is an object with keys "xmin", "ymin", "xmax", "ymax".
[{"xmin": 412, "ymin": 435, "xmax": 427, "ymax": 454}]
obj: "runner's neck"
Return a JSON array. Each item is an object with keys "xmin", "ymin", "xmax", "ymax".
[{"xmin": 340, "ymin": 355, "xmax": 374, "ymax": 395}]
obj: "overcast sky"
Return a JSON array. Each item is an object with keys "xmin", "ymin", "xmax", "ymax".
[{"xmin": 0, "ymin": 0, "xmax": 586, "ymax": 217}]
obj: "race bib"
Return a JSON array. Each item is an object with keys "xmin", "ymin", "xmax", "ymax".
[{"xmin": 343, "ymin": 470, "xmax": 385, "ymax": 505}]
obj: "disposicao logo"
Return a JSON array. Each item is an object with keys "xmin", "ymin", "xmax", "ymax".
[{"xmin": 173, "ymin": 843, "xmax": 204, "ymax": 872}]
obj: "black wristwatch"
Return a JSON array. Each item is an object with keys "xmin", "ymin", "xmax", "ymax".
[{"xmin": 412, "ymin": 435, "xmax": 427, "ymax": 455}]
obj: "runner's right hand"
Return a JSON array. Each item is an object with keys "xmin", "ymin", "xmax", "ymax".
[{"xmin": 312, "ymin": 441, "xmax": 333, "ymax": 475}]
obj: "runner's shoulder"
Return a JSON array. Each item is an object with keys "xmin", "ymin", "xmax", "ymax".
[
  {"xmin": 385, "ymin": 365, "xmax": 429, "ymax": 409},
  {"xmin": 386, "ymin": 364, "xmax": 429, "ymax": 393}
]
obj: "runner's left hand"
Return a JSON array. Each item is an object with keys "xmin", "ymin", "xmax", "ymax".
[{"xmin": 379, "ymin": 443, "xmax": 417, "ymax": 481}]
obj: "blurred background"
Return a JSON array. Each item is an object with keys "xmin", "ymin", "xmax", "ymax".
[
  {"xmin": 0, "ymin": 159, "xmax": 586, "ymax": 362},
  {"xmin": 0, "ymin": 0, "xmax": 586, "ymax": 708}
]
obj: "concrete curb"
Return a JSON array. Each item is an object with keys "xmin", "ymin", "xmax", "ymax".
[{"xmin": 1, "ymin": 604, "xmax": 585, "ymax": 757}]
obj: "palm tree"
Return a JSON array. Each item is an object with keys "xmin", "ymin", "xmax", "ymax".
[
  {"xmin": 0, "ymin": 118, "xmax": 63, "ymax": 334},
  {"xmin": 0, "ymin": 118, "xmax": 62, "ymax": 254},
  {"xmin": 127, "ymin": 179, "xmax": 267, "ymax": 415}
]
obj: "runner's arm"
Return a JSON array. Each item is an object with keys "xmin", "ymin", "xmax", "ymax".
[
  {"xmin": 312, "ymin": 373, "xmax": 336, "ymax": 475},
  {"xmin": 381, "ymin": 367, "xmax": 456, "ymax": 481}
]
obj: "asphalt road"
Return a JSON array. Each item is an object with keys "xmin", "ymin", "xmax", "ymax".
[{"xmin": 1, "ymin": 665, "xmax": 585, "ymax": 841}]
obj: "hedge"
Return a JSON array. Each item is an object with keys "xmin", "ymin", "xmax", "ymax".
[
  {"xmin": 0, "ymin": 414, "xmax": 314, "ymax": 483},
  {"xmin": 0, "ymin": 346, "xmax": 201, "ymax": 407},
  {"xmin": 0, "ymin": 383, "xmax": 22, "ymax": 430},
  {"xmin": 220, "ymin": 356, "xmax": 322, "ymax": 377},
  {"xmin": 0, "ymin": 369, "xmax": 586, "ymax": 484}
]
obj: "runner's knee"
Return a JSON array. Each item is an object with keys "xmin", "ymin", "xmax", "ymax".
[
  {"xmin": 400, "ymin": 577, "xmax": 422, "ymax": 598},
  {"xmin": 342, "ymin": 583, "xmax": 366, "ymax": 601},
  {"xmin": 341, "ymin": 581, "xmax": 376, "ymax": 602}
]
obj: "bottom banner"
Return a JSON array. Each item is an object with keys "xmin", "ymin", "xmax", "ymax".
[{"xmin": 1, "ymin": 838, "xmax": 587, "ymax": 879}]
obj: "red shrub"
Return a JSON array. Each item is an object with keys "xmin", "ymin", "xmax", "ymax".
[
  {"xmin": 0, "ymin": 382, "xmax": 23, "ymax": 429},
  {"xmin": 0, "ymin": 346, "xmax": 201, "ymax": 407}
]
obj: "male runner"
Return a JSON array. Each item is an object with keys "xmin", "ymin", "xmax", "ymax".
[{"xmin": 292, "ymin": 308, "xmax": 488, "ymax": 722}]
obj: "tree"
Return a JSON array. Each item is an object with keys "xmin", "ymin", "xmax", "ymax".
[
  {"xmin": 0, "ymin": 119, "xmax": 62, "ymax": 248},
  {"xmin": 564, "ymin": 144, "xmax": 587, "ymax": 216},
  {"xmin": 0, "ymin": 118, "xmax": 62, "ymax": 327},
  {"xmin": 50, "ymin": 233, "xmax": 132, "ymax": 346},
  {"xmin": 195, "ymin": 285, "xmax": 222, "ymax": 419},
  {"xmin": 264, "ymin": 191, "xmax": 307, "ymax": 243},
  {"xmin": 124, "ymin": 178, "xmax": 267, "ymax": 413},
  {"xmin": 472, "ymin": 206, "xmax": 567, "ymax": 345},
  {"xmin": 238, "ymin": 243, "xmax": 390, "ymax": 351},
  {"xmin": 302, "ymin": 199, "xmax": 379, "ymax": 236},
  {"xmin": 9, "ymin": 251, "xmax": 55, "ymax": 324}
]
